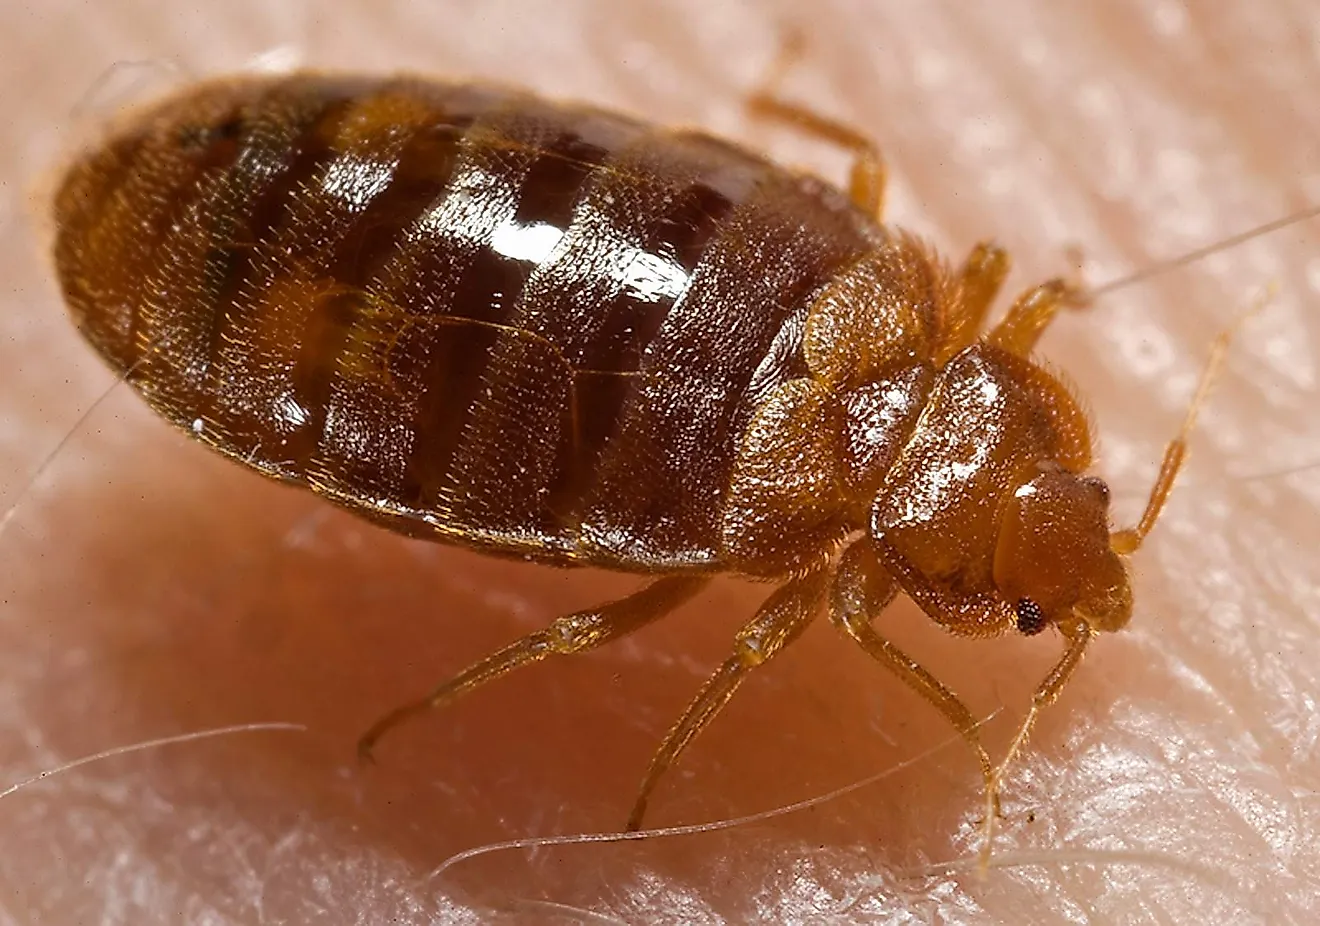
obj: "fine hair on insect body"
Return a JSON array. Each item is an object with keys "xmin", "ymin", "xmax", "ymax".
[{"xmin": 47, "ymin": 35, "xmax": 1310, "ymax": 869}]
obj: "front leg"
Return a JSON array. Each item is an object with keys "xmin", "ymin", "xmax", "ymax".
[{"xmin": 829, "ymin": 540, "xmax": 998, "ymax": 812}]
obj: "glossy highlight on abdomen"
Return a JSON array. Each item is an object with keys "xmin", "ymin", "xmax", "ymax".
[{"xmin": 52, "ymin": 73, "xmax": 880, "ymax": 571}]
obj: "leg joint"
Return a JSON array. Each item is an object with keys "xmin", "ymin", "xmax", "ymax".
[
  {"xmin": 732, "ymin": 633, "xmax": 769, "ymax": 668},
  {"xmin": 546, "ymin": 612, "xmax": 607, "ymax": 654}
]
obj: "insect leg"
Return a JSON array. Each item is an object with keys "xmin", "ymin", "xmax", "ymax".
[
  {"xmin": 356, "ymin": 574, "xmax": 709, "ymax": 761},
  {"xmin": 938, "ymin": 241, "xmax": 1013, "ymax": 361},
  {"xmin": 829, "ymin": 541, "xmax": 997, "ymax": 812},
  {"xmin": 985, "ymin": 277, "xmax": 1084, "ymax": 356},
  {"xmin": 978, "ymin": 622, "xmax": 1092, "ymax": 869},
  {"xmin": 625, "ymin": 567, "xmax": 830, "ymax": 830},
  {"xmin": 745, "ymin": 31, "xmax": 886, "ymax": 217}
]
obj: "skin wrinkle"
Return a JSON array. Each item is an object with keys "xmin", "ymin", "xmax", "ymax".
[{"xmin": 1, "ymin": 0, "xmax": 1318, "ymax": 923}]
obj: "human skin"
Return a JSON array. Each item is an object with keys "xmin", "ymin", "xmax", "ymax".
[{"xmin": 2, "ymin": 0, "xmax": 1317, "ymax": 922}]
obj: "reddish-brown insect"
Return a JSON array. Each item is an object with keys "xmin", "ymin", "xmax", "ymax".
[{"xmin": 49, "ymin": 59, "xmax": 1241, "ymax": 858}]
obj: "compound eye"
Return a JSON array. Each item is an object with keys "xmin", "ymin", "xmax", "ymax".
[
  {"xmin": 1014, "ymin": 597, "xmax": 1047, "ymax": 636},
  {"xmin": 1079, "ymin": 474, "xmax": 1111, "ymax": 504}
]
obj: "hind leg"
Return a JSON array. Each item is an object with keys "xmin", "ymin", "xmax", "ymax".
[
  {"xmin": 357, "ymin": 575, "xmax": 709, "ymax": 760},
  {"xmin": 746, "ymin": 32, "xmax": 886, "ymax": 217}
]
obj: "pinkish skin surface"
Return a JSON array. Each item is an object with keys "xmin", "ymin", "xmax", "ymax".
[{"xmin": 2, "ymin": 1, "xmax": 1318, "ymax": 923}]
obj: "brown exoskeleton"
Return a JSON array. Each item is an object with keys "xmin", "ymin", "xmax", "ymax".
[{"xmin": 50, "ymin": 44, "xmax": 1246, "ymax": 861}]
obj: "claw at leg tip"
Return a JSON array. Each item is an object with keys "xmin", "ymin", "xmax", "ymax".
[{"xmin": 356, "ymin": 736, "xmax": 379, "ymax": 765}]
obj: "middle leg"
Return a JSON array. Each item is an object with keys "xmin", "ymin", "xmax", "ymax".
[
  {"xmin": 944, "ymin": 237, "xmax": 1091, "ymax": 361},
  {"xmin": 626, "ymin": 567, "xmax": 831, "ymax": 830},
  {"xmin": 938, "ymin": 241, "xmax": 1013, "ymax": 362}
]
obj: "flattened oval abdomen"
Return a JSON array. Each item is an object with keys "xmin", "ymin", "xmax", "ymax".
[{"xmin": 54, "ymin": 74, "xmax": 879, "ymax": 572}]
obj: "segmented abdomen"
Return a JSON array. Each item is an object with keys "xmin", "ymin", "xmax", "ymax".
[{"xmin": 53, "ymin": 75, "xmax": 879, "ymax": 570}]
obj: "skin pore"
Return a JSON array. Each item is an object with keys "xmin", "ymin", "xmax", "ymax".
[{"xmin": 2, "ymin": 0, "xmax": 1317, "ymax": 922}]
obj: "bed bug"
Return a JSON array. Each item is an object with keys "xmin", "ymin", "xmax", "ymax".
[{"xmin": 49, "ymin": 53, "xmax": 1243, "ymax": 859}]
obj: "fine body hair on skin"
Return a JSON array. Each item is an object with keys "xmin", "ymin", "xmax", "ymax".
[{"xmin": 1, "ymin": 1, "xmax": 1317, "ymax": 923}]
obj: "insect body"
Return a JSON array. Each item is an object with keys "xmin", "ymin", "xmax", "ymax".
[{"xmin": 51, "ymin": 69, "xmax": 1213, "ymax": 856}]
